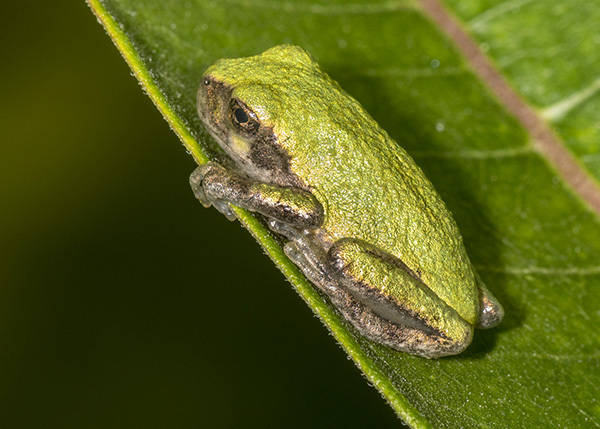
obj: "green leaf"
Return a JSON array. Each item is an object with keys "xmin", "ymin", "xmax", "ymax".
[
  {"xmin": 442, "ymin": 0, "xmax": 600, "ymax": 181},
  {"xmin": 87, "ymin": 0, "xmax": 600, "ymax": 427}
]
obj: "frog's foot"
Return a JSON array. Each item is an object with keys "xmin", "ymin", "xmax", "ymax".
[
  {"xmin": 271, "ymin": 220, "xmax": 339, "ymax": 293},
  {"xmin": 267, "ymin": 219, "xmax": 301, "ymax": 242},
  {"xmin": 189, "ymin": 164, "xmax": 236, "ymax": 221},
  {"xmin": 283, "ymin": 241, "xmax": 339, "ymax": 292}
]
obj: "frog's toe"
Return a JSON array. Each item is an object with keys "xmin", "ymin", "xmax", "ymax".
[
  {"xmin": 189, "ymin": 167, "xmax": 210, "ymax": 206},
  {"xmin": 212, "ymin": 200, "xmax": 237, "ymax": 221},
  {"xmin": 267, "ymin": 219, "xmax": 300, "ymax": 240},
  {"xmin": 189, "ymin": 165, "xmax": 205, "ymax": 184},
  {"xmin": 475, "ymin": 275, "xmax": 504, "ymax": 329},
  {"xmin": 476, "ymin": 290, "xmax": 504, "ymax": 329}
]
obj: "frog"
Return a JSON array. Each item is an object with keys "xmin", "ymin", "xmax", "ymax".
[{"xmin": 189, "ymin": 44, "xmax": 503, "ymax": 358}]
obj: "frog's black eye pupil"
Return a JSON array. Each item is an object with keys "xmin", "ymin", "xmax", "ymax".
[{"xmin": 234, "ymin": 108, "xmax": 249, "ymax": 124}]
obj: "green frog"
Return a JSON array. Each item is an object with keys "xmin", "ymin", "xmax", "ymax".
[{"xmin": 190, "ymin": 45, "xmax": 503, "ymax": 358}]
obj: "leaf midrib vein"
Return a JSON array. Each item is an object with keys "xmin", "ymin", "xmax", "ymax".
[{"xmin": 417, "ymin": 0, "xmax": 600, "ymax": 216}]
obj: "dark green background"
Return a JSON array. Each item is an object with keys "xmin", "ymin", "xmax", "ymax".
[{"xmin": 0, "ymin": 1, "xmax": 401, "ymax": 427}]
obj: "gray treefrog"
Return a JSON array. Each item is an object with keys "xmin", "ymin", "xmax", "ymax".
[{"xmin": 190, "ymin": 45, "xmax": 503, "ymax": 358}]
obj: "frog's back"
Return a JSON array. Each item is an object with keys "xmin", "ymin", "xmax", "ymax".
[
  {"xmin": 289, "ymin": 101, "xmax": 479, "ymax": 325},
  {"xmin": 215, "ymin": 45, "xmax": 479, "ymax": 324}
]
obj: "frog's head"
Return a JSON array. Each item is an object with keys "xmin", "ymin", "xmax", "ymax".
[{"xmin": 198, "ymin": 45, "xmax": 356, "ymax": 188}]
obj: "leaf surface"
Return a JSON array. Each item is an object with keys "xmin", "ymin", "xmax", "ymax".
[
  {"xmin": 87, "ymin": 0, "xmax": 600, "ymax": 427},
  {"xmin": 443, "ymin": 0, "xmax": 600, "ymax": 180}
]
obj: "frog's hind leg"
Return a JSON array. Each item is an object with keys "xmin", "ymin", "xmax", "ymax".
[
  {"xmin": 269, "ymin": 220, "xmax": 472, "ymax": 358},
  {"xmin": 326, "ymin": 238, "xmax": 473, "ymax": 358}
]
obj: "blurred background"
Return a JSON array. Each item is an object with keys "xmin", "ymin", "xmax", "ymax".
[{"xmin": 0, "ymin": 1, "xmax": 401, "ymax": 427}]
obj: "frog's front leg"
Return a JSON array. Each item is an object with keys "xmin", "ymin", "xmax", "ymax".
[{"xmin": 190, "ymin": 163, "xmax": 323, "ymax": 227}]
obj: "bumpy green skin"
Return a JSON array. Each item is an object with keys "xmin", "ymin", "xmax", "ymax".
[{"xmin": 191, "ymin": 45, "xmax": 503, "ymax": 358}]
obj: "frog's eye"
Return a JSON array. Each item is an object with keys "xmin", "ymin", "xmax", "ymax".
[
  {"xmin": 234, "ymin": 107, "xmax": 249, "ymax": 123},
  {"xmin": 230, "ymin": 100, "xmax": 260, "ymax": 134}
]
